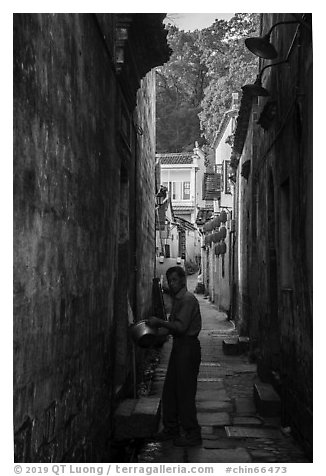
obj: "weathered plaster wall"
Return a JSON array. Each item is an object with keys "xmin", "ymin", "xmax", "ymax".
[
  {"xmin": 14, "ymin": 13, "xmax": 160, "ymax": 462},
  {"xmin": 134, "ymin": 71, "xmax": 157, "ymax": 321},
  {"xmin": 234, "ymin": 13, "xmax": 312, "ymax": 456}
]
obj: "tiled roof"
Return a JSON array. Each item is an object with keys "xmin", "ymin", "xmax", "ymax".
[
  {"xmin": 173, "ymin": 206, "xmax": 194, "ymax": 212},
  {"xmin": 233, "ymin": 92, "xmax": 253, "ymax": 156},
  {"xmin": 212, "ymin": 109, "xmax": 238, "ymax": 148},
  {"xmin": 156, "ymin": 153, "xmax": 194, "ymax": 165}
]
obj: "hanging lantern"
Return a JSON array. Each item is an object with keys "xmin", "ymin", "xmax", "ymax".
[
  {"xmin": 220, "ymin": 241, "xmax": 227, "ymax": 254},
  {"xmin": 220, "ymin": 210, "xmax": 227, "ymax": 223},
  {"xmin": 212, "ymin": 232, "xmax": 219, "ymax": 243},
  {"xmin": 204, "ymin": 220, "xmax": 213, "ymax": 232},
  {"xmin": 220, "ymin": 226, "xmax": 227, "ymax": 240},
  {"xmin": 215, "ymin": 243, "xmax": 221, "ymax": 256},
  {"xmin": 212, "ymin": 216, "xmax": 220, "ymax": 229}
]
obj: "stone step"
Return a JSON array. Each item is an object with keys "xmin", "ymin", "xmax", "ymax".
[
  {"xmin": 113, "ymin": 397, "xmax": 161, "ymax": 440},
  {"xmin": 225, "ymin": 425, "xmax": 282, "ymax": 439},
  {"xmin": 238, "ymin": 336, "xmax": 250, "ymax": 353},
  {"xmin": 222, "ymin": 337, "xmax": 240, "ymax": 355},
  {"xmin": 232, "ymin": 416, "xmax": 263, "ymax": 426},
  {"xmin": 196, "ymin": 400, "xmax": 233, "ymax": 413},
  {"xmin": 222, "ymin": 336, "xmax": 250, "ymax": 355},
  {"xmin": 198, "ymin": 411, "xmax": 231, "ymax": 427},
  {"xmin": 253, "ymin": 382, "xmax": 281, "ymax": 417},
  {"xmin": 234, "ymin": 397, "xmax": 257, "ymax": 415}
]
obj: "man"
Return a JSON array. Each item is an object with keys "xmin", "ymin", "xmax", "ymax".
[{"xmin": 147, "ymin": 266, "xmax": 202, "ymax": 447}]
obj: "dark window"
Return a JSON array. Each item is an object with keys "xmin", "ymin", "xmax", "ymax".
[
  {"xmin": 223, "ymin": 160, "xmax": 231, "ymax": 194},
  {"xmin": 203, "ymin": 173, "xmax": 221, "ymax": 200},
  {"xmin": 183, "ymin": 181, "xmax": 190, "ymax": 199}
]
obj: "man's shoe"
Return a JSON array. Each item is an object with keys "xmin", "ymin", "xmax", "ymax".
[
  {"xmin": 153, "ymin": 428, "xmax": 180, "ymax": 441},
  {"xmin": 173, "ymin": 433, "xmax": 202, "ymax": 447}
]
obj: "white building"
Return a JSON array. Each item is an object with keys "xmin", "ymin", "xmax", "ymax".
[
  {"xmin": 212, "ymin": 92, "xmax": 239, "ymax": 213},
  {"xmin": 201, "ymin": 93, "xmax": 239, "ymax": 311},
  {"xmin": 156, "ymin": 146, "xmax": 207, "ymax": 267},
  {"xmin": 156, "ymin": 145, "xmax": 208, "ymax": 224}
]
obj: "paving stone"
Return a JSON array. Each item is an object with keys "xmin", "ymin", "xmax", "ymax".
[
  {"xmin": 199, "ymin": 369, "xmax": 222, "ymax": 378},
  {"xmin": 201, "ymin": 425, "xmax": 215, "ymax": 435},
  {"xmin": 201, "ymin": 433, "xmax": 219, "ymax": 440},
  {"xmin": 197, "ymin": 380, "xmax": 224, "ymax": 390},
  {"xmin": 198, "ymin": 411, "xmax": 231, "ymax": 427},
  {"xmin": 198, "ymin": 377, "xmax": 224, "ymax": 382},
  {"xmin": 200, "ymin": 362, "xmax": 221, "ymax": 367},
  {"xmin": 196, "ymin": 389, "xmax": 230, "ymax": 401},
  {"xmin": 231, "ymin": 363, "xmax": 257, "ymax": 372},
  {"xmin": 202, "ymin": 427, "xmax": 227, "ymax": 439},
  {"xmin": 225, "ymin": 426, "xmax": 283, "ymax": 438},
  {"xmin": 199, "ymin": 368, "xmax": 235, "ymax": 377},
  {"xmin": 250, "ymin": 449, "xmax": 275, "ymax": 461},
  {"xmin": 235, "ymin": 397, "xmax": 257, "ymax": 415},
  {"xmin": 203, "ymin": 438, "xmax": 247, "ymax": 449},
  {"xmin": 197, "ymin": 400, "xmax": 233, "ymax": 412},
  {"xmin": 232, "ymin": 416, "xmax": 263, "ymax": 426},
  {"xmin": 254, "ymin": 383, "xmax": 281, "ymax": 417},
  {"xmin": 187, "ymin": 447, "xmax": 252, "ymax": 463}
]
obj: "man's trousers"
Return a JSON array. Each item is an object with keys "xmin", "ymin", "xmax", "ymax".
[{"xmin": 162, "ymin": 336, "xmax": 201, "ymax": 434}]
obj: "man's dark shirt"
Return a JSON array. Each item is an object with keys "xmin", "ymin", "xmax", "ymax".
[{"xmin": 168, "ymin": 287, "xmax": 202, "ymax": 337}]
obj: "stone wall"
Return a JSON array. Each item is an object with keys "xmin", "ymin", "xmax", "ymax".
[
  {"xmin": 134, "ymin": 71, "xmax": 157, "ymax": 321},
  {"xmin": 233, "ymin": 13, "xmax": 313, "ymax": 456},
  {"xmin": 13, "ymin": 13, "xmax": 166, "ymax": 462}
]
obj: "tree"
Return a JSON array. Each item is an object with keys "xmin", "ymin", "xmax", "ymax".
[
  {"xmin": 156, "ymin": 14, "xmax": 260, "ymax": 151},
  {"xmin": 156, "ymin": 25, "xmax": 209, "ymax": 152},
  {"xmin": 198, "ymin": 14, "xmax": 260, "ymax": 142}
]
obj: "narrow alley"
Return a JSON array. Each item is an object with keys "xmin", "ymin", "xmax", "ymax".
[
  {"xmin": 13, "ymin": 13, "xmax": 313, "ymax": 466},
  {"xmin": 135, "ymin": 274, "xmax": 309, "ymax": 464}
]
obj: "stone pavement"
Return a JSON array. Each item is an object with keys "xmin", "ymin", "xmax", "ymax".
[{"xmin": 136, "ymin": 274, "xmax": 310, "ymax": 463}]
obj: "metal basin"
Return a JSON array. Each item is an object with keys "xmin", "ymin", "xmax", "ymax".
[{"xmin": 129, "ymin": 320, "xmax": 168, "ymax": 348}]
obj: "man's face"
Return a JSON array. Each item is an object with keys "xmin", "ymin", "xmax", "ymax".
[{"xmin": 167, "ymin": 272, "xmax": 185, "ymax": 295}]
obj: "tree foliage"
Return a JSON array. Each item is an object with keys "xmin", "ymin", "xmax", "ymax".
[
  {"xmin": 156, "ymin": 25, "xmax": 209, "ymax": 152},
  {"xmin": 156, "ymin": 13, "xmax": 260, "ymax": 152}
]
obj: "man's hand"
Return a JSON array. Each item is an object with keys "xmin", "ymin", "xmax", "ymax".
[{"xmin": 146, "ymin": 316, "xmax": 162, "ymax": 328}]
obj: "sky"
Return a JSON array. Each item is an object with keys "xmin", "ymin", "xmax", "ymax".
[{"xmin": 164, "ymin": 13, "xmax": 234, "ymax": 31}]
